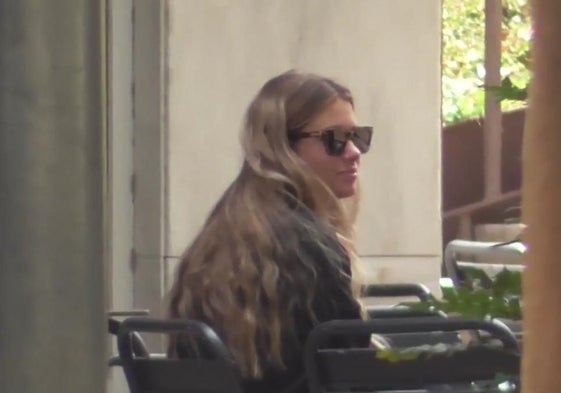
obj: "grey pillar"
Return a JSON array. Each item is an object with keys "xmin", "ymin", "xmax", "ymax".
[{"xmin": 0, "ymin": 1, "xmax": 106, "ymax": 392}]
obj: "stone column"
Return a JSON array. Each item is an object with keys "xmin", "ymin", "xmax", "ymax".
[{"xmin": 0, "ymin": 1, "xmax": 107, "ymax": 392}]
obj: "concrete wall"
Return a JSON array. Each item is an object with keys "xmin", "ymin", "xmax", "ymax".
[
  {"xmin": 162, "ymin": 0, "xmax": 442, "ymax": 292},
  {"xmin": 107, "ymin": 1, "xmax": 134, "ymax": 392}
]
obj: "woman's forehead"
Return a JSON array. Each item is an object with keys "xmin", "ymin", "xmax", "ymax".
[{"xmin": 305, "ymin": 99, "xmax": 357, "ymax": 131}]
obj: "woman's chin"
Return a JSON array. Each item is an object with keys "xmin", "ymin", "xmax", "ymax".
[{"xmin": 333, "ymin": 184, "xmax": 357, "ymax": 199}]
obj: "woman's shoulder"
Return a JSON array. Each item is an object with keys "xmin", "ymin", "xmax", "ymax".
[{"xmin": 269, "ymin": 204, "xmax": 349, "ymax": 272}]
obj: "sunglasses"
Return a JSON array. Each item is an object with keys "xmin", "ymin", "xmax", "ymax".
[{"xmin": 289, "ymin": 126, "xmax": 373, "ymax": 156}]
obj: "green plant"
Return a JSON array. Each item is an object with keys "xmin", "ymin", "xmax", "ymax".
[
  {"xmin": 442, "ymin": 0, "xmax": 531, "ymax": 125},
  {"xmin": 404, "ymin": 269, "xmax": 522, "ymax": 320},
  {"xmin": 485, "ymin": 75, "xmax": 528, "ymax": 102}
]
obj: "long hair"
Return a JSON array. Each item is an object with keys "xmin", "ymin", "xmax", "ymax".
[{"xmin": 167, "ymin": 70, "xmax": 363, "ymax": 377}]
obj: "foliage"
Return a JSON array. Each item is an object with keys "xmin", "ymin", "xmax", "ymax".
[
  {"xmin": 442, "ymin": 0, "xmax": 531, "ymax": 125},
  {"xmin": 485, "ymin": 76, "xmax": 528, "ymax": 102},
  {"xmin": 374, "ymin": 268, "xmax": 522, "ymax": 388},
  {"xmin": 404, "ymin": 269, "xmax": 522, "ymax": 320},
  {"xmin": 376, "ymin": 342, "xmax": 519, "ymax": 391}
]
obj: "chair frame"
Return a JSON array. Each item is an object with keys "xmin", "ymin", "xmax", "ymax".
[
  {"xmin": 117, "ymin": 317, "xmax": 242, "ymax": 393},
  {"xmin": 361, "ymin": 283, "xmax": 434, "ymax": 302},
  {"xmin": 304, "ymin": 317, "xmax": 520, "ymax": 393},
  {"xmin": 443, "ymin": 239, "xmax": 525, "ymax": 287}
]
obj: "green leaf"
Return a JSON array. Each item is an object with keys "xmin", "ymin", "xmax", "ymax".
[
  {"xmin": 492, "ymin": 269, "xmax": 522, "ymax": 297},
  {"xmin": 442, "ymin": 0, "xmax": 530, "ymax": 125}
]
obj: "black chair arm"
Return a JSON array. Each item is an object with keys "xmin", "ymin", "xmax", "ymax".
[
  {"xmin": 117, "ymin": 317, "xmax": 233, "ymax": 363},
  {"xmin": 306, "ymin": 317, "xmax": 519, "ymax": 353},
  {"xmin": 361, "ymin": 283, "xmax": 434, "ymax": 302}
]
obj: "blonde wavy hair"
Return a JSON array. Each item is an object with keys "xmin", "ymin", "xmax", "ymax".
[{"xmin": 168, "ymin": 70, "xmax": 364, "ymax": 377}]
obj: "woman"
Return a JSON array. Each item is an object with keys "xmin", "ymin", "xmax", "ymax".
[{"xmin": 168, "ymin": 70, "xmax": 374, "ymax": 393}]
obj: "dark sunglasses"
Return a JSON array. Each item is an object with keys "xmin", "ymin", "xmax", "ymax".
[{"xmin": 289, "ymin": 126, "xmax": 373, "ymax": 156}]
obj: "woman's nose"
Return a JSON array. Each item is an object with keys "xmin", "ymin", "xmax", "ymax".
[{"xmin": 342, "ymin": 140, "xmax": 361, "ymax": 160}]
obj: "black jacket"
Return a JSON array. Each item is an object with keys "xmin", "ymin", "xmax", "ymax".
[
  {"xmin": 241, "ymin": 210, "xmax": 365, "ymax": 393},
  {"xmin": 176, "ymin": 204, "xmax": 365, "ymax": 393}
]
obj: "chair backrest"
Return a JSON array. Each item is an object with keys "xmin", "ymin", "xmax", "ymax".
[
  {"xmin": 118, "ymin": 317, "xmax": 243, "ymax": 393},
  {"xmin": 362, "ymin": 283, "xmax": 439, "ymax": 320},
  {"xmin": 108, "ymin": 311, "xmax": 151, "ymax": 367},
  {"xmin": 361, "ymin": 283, "xmax": 461, "ymax": 347},
  {"xmin": 304, "ymin": 317, "xmax": 520, "ymax": 393},
  {"xmin": 361, "ymin": 283, "xmax": 434, "ymax": 302},
  {"xmin": 444, "ymin": 239, "xmax": 525, "ymax": 288}
]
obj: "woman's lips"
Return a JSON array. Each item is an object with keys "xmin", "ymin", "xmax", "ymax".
[{"xmin": 339, "ymin": 168, "xmax": 358, "ymax": 179}]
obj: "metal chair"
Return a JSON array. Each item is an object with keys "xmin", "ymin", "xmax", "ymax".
[
  {"xmin": 361, "ymin": 283, "xmax": 434, "ymax": 302},
  {"xmin": 304, "ymin": 318, "xmax": 520, "ymax": 393},
  {"xmin": 442, "ymin": 240, "xmax": 525, "ymax": 342},
  {"xmin": 362, "ymin": 283, "xmax": 440, "ymax": 319},
  {"xmin": 361, "ymin": 283, "xmax": 461, "ymax": 347},
  {"xmin": 443, "ymin": 239, "xmax": 525, "ymax": 288},
  {"xmin": 117, "ymin": 317, "xmax": 243, "ymax": 393},
  {"xmin": 107, "ymin": 310, "xmax": 150, "ymax": 367}
]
